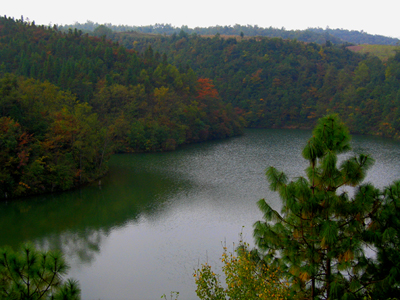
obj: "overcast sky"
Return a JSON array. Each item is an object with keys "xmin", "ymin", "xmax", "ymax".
[{"xmin": 2, "ymin": 0, "xmax": 399, "ymax": 38}]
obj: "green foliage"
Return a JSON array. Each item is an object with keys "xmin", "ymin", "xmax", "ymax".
[
  {"xmin": 362, "ymin": 181, "xmax": 400, "ymax": 299},
  {"xmin": 118, "ymin": 28, "xmax": 400, "ymax": 139},
  {"xmin": 61, "ymin": 22, "xmax": 400, "ymax": 46},
  {"xmin": 0, "ymin": 243, "xmax": 80, "ymax": 300},
  {"xmin": 0, "ymin": 75, "xmax": 111, "ymax": 199},
  {"xmin": 194, "ymin": 241, "xmax": 289, "ymax": 300},
  {"xmin": 0, "ymin": 16, "xmax": 244, "ymax": 199},
  {"xmin": 309, "ymin": 28, "xmax": 400, "ymax": 46},
  {"xmin": 253, "ymin": 115, "xmax": 400, "ymax": 299},
  {"xmin": 93, "ymin": 25, "xmax": 113, "ymax": 39}
]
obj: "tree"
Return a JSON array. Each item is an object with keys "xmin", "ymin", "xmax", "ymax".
[
  {"xmin": 194, "ymin": 239, "xmax": 289, "ymax": 300},
  {"xmin": 253, "ymin": 114, "xmax": 387, "ymax": 299},
  {"xmin": 0, "ymin": 117, "xmax": 35, "ymax": 198},
  {"xmin": 93, "ymin": 25, "xmax": 113, "ymax": 39},
  {"xmin": 0, "ymin": 244, "xmax": 80, "ymax": 299},
  {"xmin": 362, "ymin": 181, "xmax": 400, "ymax": 299}
]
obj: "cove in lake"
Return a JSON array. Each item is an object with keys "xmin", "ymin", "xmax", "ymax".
[{"xmin": 2, "ymin": 129, "xmax": 400, "ymax": 300}]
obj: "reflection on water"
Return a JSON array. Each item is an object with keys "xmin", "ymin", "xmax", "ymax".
[
  {"xmin": 1, "ymin": 129, "xmax": 400, "ymax": 299},
  {"xmin": 0, "ymin": 160, "xmax": 191, "ymax": 261},
  {"xmin": 35, "ymin": 230, "xmax": 104, "ymax": 265}
]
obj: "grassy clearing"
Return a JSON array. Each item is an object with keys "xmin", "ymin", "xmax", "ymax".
[{"xmin": 347, "ymin": 44, "xmax": 399, "ymax": 61}]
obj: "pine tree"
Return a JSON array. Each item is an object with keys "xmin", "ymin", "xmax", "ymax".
[
  {"xmin": 253, "ymin": 114, "xmax": 381, "ymax": 299},
  {"xmin": 363, "ymin": 181, "xmax": 400, "ymax": 299},
  {"xmin": 0, "ymin": 244, "xmax": 80, "ymax": 299}
]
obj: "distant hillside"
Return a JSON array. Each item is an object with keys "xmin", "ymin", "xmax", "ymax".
[
  {"xmin": 0, "ymin": 16, "xmax": 243, "ymax": 199},
  {"xmin": 114, "ymin": 31, "xmax": 400, "ymax": 141},
  {"xmin": 60, "ymin": 22, "xmax": 399, "ymax": 45},
  {"xmin": 59, "ymin": 22, "xmax": 342, "ymax": 45},
  {"xmin": 309, "ymin": 27, "xmax": 400, "ymax": 45},
  {"xmin": 2, "ymin": 16, "xmax": 400, "ymax": 200}
]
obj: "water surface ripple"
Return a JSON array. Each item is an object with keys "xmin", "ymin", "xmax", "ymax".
[{"xmin": 1, "ymin": 129, "xmax": 400, "ymax": 300}]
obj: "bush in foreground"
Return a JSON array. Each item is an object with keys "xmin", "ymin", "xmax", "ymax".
[{"xmin": 194, "ymin": 240, "xmax": 289, "ymax": 300}]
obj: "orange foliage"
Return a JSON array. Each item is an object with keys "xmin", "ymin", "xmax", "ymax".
[
  {"xmin": 250, "ymin": 69, "xmax": 263, "ymax": 82},
  {"xmin": 196, "ymin": 78, "xmax": 219, "ymax": 100}
]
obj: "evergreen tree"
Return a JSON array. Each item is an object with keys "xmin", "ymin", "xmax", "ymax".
[
  {"xmin": 253, "ymin": 114, "xmax": 387, "ymax": 299},
  {"xmin": 0, "ymin": 244, "xmax": 80, "ymax": 299},
  {"xmin": 363, "ymin": 181, "xmax": 400, "ymax": 298}
]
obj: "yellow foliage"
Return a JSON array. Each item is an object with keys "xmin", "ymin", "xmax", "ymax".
[
  {"xmin": 299, "ymin": 272, "xmax": 309, "ymax": 282},
  {"xmin": 194, "ymin": 242, "xmax": 290, "ymax": 300},
  {"xmin": 339, "ymin": 249, "xmax": 354, "ymax": 262}
]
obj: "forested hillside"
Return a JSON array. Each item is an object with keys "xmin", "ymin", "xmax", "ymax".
[
  {"xmin": 2, "ymin": 15, "xmax": 400, "ymax": 199},
  {"xmin": 62, "ymin": 22, "xmax": 400, "ymax": 45},
  {"xmin": 0, "ymin": 16, "xmax": 243, "ymax": 199},
  {"xmin": 114, "ymin": 31, "xmax": 400, "ymax": 137},
  {"xmin": 309, "ymin": 27, "xmax": 400, "ymax": 45}
]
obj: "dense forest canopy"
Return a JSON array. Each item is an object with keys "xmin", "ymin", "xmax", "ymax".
[
  {"xmin": 1, "ymin": 15, "xmax": 400, "ymax": 199},
  {"xmin": 114, "ymin": 31, "xmax": 400, "ymax": 138},
  {"xmin": 0, "ymin": 16, "xmax": 243, "ymax": 199}
]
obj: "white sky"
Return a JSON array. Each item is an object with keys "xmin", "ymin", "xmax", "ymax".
[{"xmin": 2, "ymin": 0, "xmax": 399, "ymax": 38}]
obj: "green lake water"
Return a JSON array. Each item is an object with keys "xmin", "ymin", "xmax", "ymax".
[{"xmin": 1, "ymin": 129, "xmax": 400, "ymax": 299}]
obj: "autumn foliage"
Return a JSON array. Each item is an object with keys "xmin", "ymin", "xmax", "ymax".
[
  {"xmin": 0, "ymin": 16, "xmax": 244, "ymax": 199},
  {"xmin": 196, "ymin": 78, "xmax": 219, "ymax": 100},
  {"xmin": 194, "ymin": 241, "xmax": 289, "ymax": 300}
]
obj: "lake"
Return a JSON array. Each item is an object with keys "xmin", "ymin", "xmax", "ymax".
[{"xmin": 1, "ymin": 129, "xmax": 400, "ymax": 300}]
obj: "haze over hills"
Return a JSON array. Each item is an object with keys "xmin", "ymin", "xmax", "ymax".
[{"xmin": 60, "ymin": 22, "xmax": 400, "ymax": 46}]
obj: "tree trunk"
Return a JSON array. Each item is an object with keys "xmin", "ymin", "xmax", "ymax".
[{"xmin": 326, "ymin": 255, "xmax": 331, "ymax": 299}]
